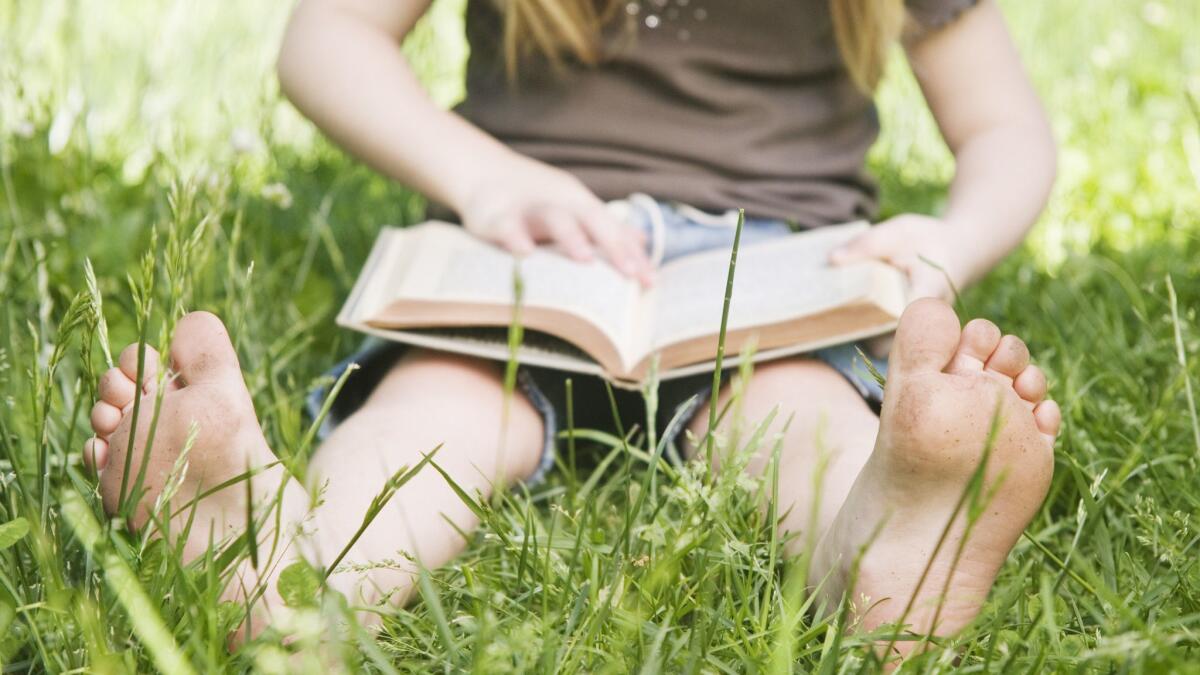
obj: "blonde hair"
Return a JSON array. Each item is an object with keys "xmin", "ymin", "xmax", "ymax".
[{"xmin": 503, "ymin": 0, "xmax": 907, "ymax": 92}]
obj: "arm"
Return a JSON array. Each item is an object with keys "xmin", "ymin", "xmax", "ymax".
[
  {"xmin": 277, "ymin": 0, "xmax": 653, "ymax": 283},
  {"xmin": 831, "ymin": 0, "xmax": 1056, "ymax": 297}
]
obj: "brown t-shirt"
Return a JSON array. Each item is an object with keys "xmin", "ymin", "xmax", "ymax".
[{"xmin": 457, "ymin": 0, "xmax": 978, "ymax": 228}]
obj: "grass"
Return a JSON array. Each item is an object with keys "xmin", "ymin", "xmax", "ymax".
[{"xmin": 2, "ymin": 0, "xmax": 1200, "ymax": 671}]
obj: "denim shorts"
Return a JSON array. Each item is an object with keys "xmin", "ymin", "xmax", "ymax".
[{"xmin": 307, "ymin": 196, "xmax": 889, "ymax": 485}]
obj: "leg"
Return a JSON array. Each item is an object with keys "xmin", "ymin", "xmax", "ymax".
[
  {"xmin": 689, "ymin": 298, "xmax": 1061, "ymax": 659},
  {"xmin": 685, "ymin": 357, "xmax": 879, "ymax": 554},
  {"xmin": 812, "ymin": 299, "xmax": 1059, "ymax": 651},
  {"xmin": 83, "ymin": 313, "xmax": 543, "ymax": 640},
  {"xmin": 303, "ymin": 349, "xmax": 543, "ymax": 609}
]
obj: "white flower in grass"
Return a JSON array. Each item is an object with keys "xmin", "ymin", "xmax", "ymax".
[
  {"xmin": 735, "ymin": 471, "xmax": 757, "ymax": 493},
  {"xmin": 1142, "ymin": 2, "xmax": 1167, "ymax": 26},
  {"xmin": 48, "ymin": 88, "xmax": 85, "ymax": 153},
  {"xmin": 262, "ymin": 182, "xmax": 293, "ymax": 209},
  {"xmin": 13, "ymin": 120, "xmax": 34, "ymax": 139},
  {"xmin": 230, "ymin": 127, "xmax": 261, "ymax": 155},
  {"xmin": 121, "ymin": 147, "xmax": 155, "ymax": 185}
]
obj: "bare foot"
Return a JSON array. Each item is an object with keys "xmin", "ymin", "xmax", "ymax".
[
  {"xmin": 813, "ymin": 298, "xmax": 1060, "ymax": 656},
  {"xmin": 83, "ymin": 311, "xmax": 292, "ymax": 563}
]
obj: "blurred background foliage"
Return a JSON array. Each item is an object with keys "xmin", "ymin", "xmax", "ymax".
[{"xmin": 4, "ymin": 0, "xmax": 1197, "ymax": 285}]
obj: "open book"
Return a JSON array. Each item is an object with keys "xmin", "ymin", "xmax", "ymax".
[{"xmin": 338, "ymin": 221, "xmax": 908, "ymax": 389}]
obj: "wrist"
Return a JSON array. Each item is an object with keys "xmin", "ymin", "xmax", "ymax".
[
  {"xmin": 935, "ymin": 216, "xmax": 989, "ymax": 288},
  {"xmin": 443, "ymin": 152, "xmax": 507, "ymax": 216},
  {"xmin": 429, "ymin": 126, "xmax": 526, "ymax": 218}
]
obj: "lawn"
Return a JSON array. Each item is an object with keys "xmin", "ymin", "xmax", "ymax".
[{"xmin": 2, "ymin": 0, "xmax": 1200, "ymax": 672}]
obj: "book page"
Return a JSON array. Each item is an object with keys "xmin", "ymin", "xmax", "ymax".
[
  {"xmin": 378, "ymin": 223, "xmax": 642, "ymax": 354},
  {"xmin": 643, "ymin": 223, "xmax": 874, "ymax": 351},
  {"xmin": 361, "ymin": 326, "xmax": 606, "ymax": 374},
  {"xmin": 339, "ymin": 220, "xmax": 901, "ymax": 386}
]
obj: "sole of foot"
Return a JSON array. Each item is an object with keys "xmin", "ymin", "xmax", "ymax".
[
  {"xmin": 815, "ymin": 297, "xmax": 1060, "ymax": 657},
  {"xmin": 83, "ymin": 311, "xmax": 283, "ymax": 561}
]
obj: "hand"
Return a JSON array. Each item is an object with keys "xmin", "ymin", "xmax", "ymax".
[
  {"xmin": 456, "ymin": 155, "xmax": 655, "ymax": 286},
  {"xmin": 828, "ymin": 214, "xmax": 966, "ymax": 302}
]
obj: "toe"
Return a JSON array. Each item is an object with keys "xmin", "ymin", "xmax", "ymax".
[
  {"xmin": 984, "ymin": 335, "xmax": 1030, "ymax": 381},
  {"xmin": 889, "ymin": 298, "xmax": 961, "ymax": 375},
  {"xmin": 1033, "ymin": 399, "xmax": 1061, "ymax": 441},
  {"xmin": 90, "ymin": 401, "xmax": 122, "ymax": 437},
  {"xmin": 1013, "ymin": 365, "xmax": 1047, "ymax": 407},
  {"xmin": 98, "ymin": 367, "xmax": 137, "ymax": 408},
  {"xmin": 169, "ymin": 311, "xmax": 242, "ymax": 384},
  {"xmin": 83, "ymin": 437, "xmax": 109, "ymax": 472},
  {"xmin": 949, "ymin": 318, "xmax": 1002, "ymax": 373},
  {"xmin": 118, "ymin": 343, "xmax": 160, "ymax": 392}
]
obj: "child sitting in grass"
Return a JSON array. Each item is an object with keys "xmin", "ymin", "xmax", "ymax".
[{"xmin": 82, "ymin": 0, "xmax": 1060, "ymax": 659}]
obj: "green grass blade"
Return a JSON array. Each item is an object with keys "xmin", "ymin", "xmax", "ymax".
[{"xmin": 60, "ymin": 491, "xmax": 198, "ymax": 675}]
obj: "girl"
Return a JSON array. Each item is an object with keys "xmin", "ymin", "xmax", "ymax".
[{"xmin": 82, "ymin": 0, "xmax": 1061, "ymax": 658}]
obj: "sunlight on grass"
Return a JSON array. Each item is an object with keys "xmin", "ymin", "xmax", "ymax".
[{"xmin": 1, "ymin": 0, "xmax": 1199, "ymax": 671}]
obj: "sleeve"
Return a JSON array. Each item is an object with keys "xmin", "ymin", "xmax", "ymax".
[{"xmin": 904, "ymin": 0, "xmax": 981, "ymax": 33}]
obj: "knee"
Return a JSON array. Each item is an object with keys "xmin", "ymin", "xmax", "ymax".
[
  {"xmin": 696, "ymin": 357, "xmax": 825, "ymax": 420},
  {"xmin": 723, "ymin": 359, "xmax": 858, "ymax": 423},
  {"xmin": 687, "ymin": 357, "xmax": 869, "ymax": 447},
  {"xmin": 389, "ymin": 348, "xmax": 505, "ymax": 386},
  {"xmin": 366, "ymin": 349, "xmax": 512, "ymax": 411},
  {"xmin": 686, "ymin": 358, "xmax": 832, "ymax": 445},
  {"xmin": 741, "ymin": 358, "xmax": 846, "ymax": 399},
  {"xmin": 366, "ymin": 350, "xmax": 546, "ymax": 479}
]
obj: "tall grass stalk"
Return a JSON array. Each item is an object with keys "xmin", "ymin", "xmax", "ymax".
[{"xmin": 705, "ymin": 208, "xmax": 745, "ymax": 468}]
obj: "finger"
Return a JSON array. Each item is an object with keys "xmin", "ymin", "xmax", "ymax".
[
  {"xmin": 580, "ymin": 208, "xmax": 654, "ymax": 285},
  {"xmin": 630, "ymin": 224, "xmax": 648, "ymax": 247},
  {"xmin": 908, "ymin": 267, "xmax": 953, "ymax": 301},
  {"xmin": 829, "ymin": 224, "xmax": 905, "ymax": 265},
  {"xmin": 529, "ymin": 207, "xmax": 593, "ymax": 262},
  {"xmin": 597, "ymin": 200, "xmax": 653, "ymax": 278},
  {"xmin": 607, "ymin": 220, "xmax": 655, "ymax": 284},
  {"xmin": 492, "ymin": 214, "xmax": 536, "ymax": 256}
]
